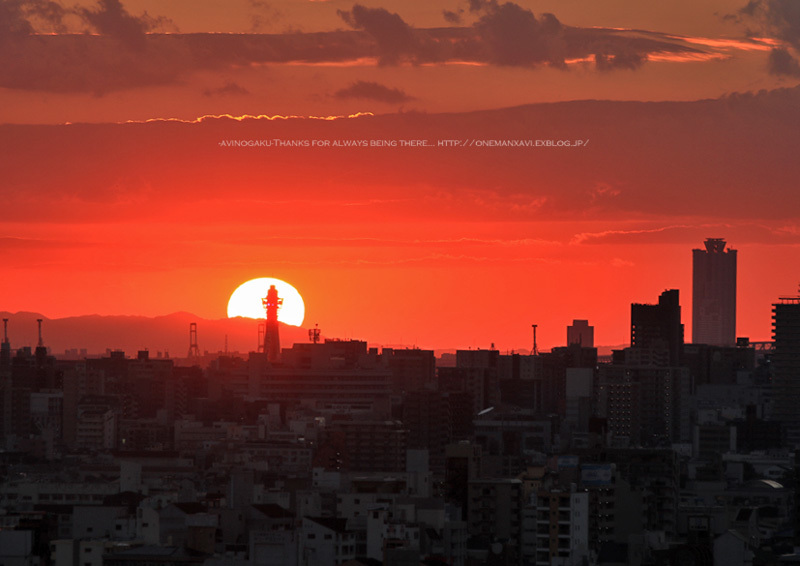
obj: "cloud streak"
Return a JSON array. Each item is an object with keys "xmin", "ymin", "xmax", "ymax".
[
  {"xmin": 333, "ymin": 81, "xmax": 414, "ymax": 103},
  {"xmin": 0, "ymin": 0, "xmax": 727, "ymax": 93}
]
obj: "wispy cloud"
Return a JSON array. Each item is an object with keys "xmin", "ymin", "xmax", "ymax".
[
  {"xmin": 333, "ymin": 81, "xmax": 414, "ymax": 103},
  {"xmin": 0, "ymin": 0, "xmax": 730, "ymax": 93}
]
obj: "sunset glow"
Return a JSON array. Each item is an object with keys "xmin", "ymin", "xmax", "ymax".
[
  {"xmin": 1, "ymin": 0, "xmax": 799, "ymax": 353},
  {"xmin": 227, "ymin": 278, "xmax": 305, "ymax": 326}
]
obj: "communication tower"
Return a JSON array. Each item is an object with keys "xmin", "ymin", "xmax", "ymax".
[
  {"xmin": 188, "ymin": 322, "xmax": 200, "ymax": 359},
  {"xmin": 263, "ymin": 285, "xmax": 283, "ymax": 362},
  {"xmin": 257, "ymin": 323, "xmax": 266, "ymax": 353}
]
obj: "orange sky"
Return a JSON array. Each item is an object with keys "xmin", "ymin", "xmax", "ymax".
[{"xmin": 1, "ymin": 0, "xmax": 800, "ymax": 352}]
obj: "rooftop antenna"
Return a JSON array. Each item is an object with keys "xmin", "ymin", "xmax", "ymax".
[
  {"xmin": 37, "ymin": 318, "xmax": 44, "ymax": 348},
  {"xmin": 531, "ymin": 324, "xmax": 538, "ymax": 356},
  {"xmin": 2, "ymin": 318, "xmax": 8, "ymax": 344},
  {"xmin": 188, "ymin": 322, "xmax": 200, "ymax": 358},
  {"xmin": 309, "ymin": 323, "xmax": 321, "ymax": 344}
]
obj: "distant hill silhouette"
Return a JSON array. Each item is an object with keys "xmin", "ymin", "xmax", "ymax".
[{"xmin": 0, "ymin": 311, "xmax": 313, "ymax": 358}]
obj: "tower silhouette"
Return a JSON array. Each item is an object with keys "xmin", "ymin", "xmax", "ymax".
[
  {"xmin": 188, "ymin": 322, "xmax": 200, "ymax": 359},
  {"xmin": 263, "ymin": 284, "xmax": 283, "ymax": 362},
  {"xmin": 1, "ymin": 318, "xmax": 10, "ymax": 367},
  {"xmin": 692, "ymin": 238, "xmax": 737, "ymax": 345}
]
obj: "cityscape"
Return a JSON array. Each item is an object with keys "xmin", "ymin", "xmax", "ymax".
[
  {"xmin": 2, "ymin": 238, "xmax": 800, "ymax": 566},
  {"xmin": 3, "ymin": 0, "xmax": 800, "ymax": 565}
]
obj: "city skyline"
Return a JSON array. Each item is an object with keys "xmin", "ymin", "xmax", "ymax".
[{"xmin": 2, "ymin": 0, "xmax": 800, "ymax": 351}]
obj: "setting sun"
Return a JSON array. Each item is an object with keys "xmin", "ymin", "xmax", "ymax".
[{"xmin": 227, "ymin": 278, "xmax": 305, "ymax": 326}]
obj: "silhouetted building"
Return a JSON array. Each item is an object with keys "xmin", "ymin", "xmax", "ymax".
[
  {"xmin": 445, "ymin": 442, "xmax": 482, "ymax": 515},
  {"xmin": 601, "ymin": 292, "xmax": 691, "ymax": 445},
  {"xmin": 771, "ymin": 297, "xmax": 800, "ymax": 444},
  {"xmin": 567, "ymin": 319, "xmax": 594, "ymax": 348},
  {"xmin": 682, "ymin": 342, "xmax": 754, "ymax": 386},
  {"xmin": 473, "ymin": 409, "xmax": 552, "ymax": 477},
  {"xmin": 328, "ymin": 420, "xmax": 407, "ymax": 473},
  {"xmin": 467, "ymin": 478, "xmax": 523, "ymax": 559},
  {"xmin": 536, "ymin": 345, "xmax": 597, "ymax": 417},
  {"xmin": 631, "ymin": 289, "xmax": 684, "ymax": 366},
  {"xmin": 692, "ymin": 238, "xmax": 737, "ymax": 346},
  {"xmin": 402, "ymin": 390, "xmax": 452, "ymax": 474},
  {"xmin": 0, "ymin": 318, "xmax": 10, "ymax": 368},
  {"xmin": 603, "ymin": 447, "xmax": 680, "ymax": 539},
  {"xmin": 0, "ymin": 338, "xmax": 59, "ymax": 450},
  {"xmin": 497, "ymin": 353, "xmax": 539, "ymax": 411},
  {"xmin": 598, "ymin": 360, "xmax": 691, "ymax": 445},
  {"xmin": 438, "ymin": 350, "xmax": 500, "ymax": 414},
  {"xmin": 735, "ymin": 406, "xmax": 783, "ymax": 452},
  {"xmin": 380, "ymin": 348, "xmax": 435, "ymax": 392},
  {"xmin": 250, "ymin": 340, "xmax": 393, "ymax": 417},
  {"xmin": 263, "ymin": 284, "xmax": 282, "ymax": 363}
]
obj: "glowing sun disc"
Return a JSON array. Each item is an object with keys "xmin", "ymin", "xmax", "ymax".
[{"xmin": 227, "ymin": 278, "xmax": 305, "ymax": 326}]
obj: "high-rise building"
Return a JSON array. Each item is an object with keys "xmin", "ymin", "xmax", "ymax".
[
  {"xmin": 598, "ymin": 290, "xmax": 690, "ymax": 445},
  {"xmin": 567, "ymin": 319, "xmax": 594, "ymax": 348},
  {"xmin": 631, "ymin": 289, "xmax": 684, "ymax": 366},
  {"xmin": 534, "ymin": 486, "xmax": 590, "ymax": 566},
  {"xmin": 771, "ymin": 297, "xmax": 800, "ymax": 428},
  {"xmin": 692, "ymin": 238, "xmax": 737, "ymax": 346}
]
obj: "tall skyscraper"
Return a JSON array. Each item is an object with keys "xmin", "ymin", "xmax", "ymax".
[{"xmin": 692, "ymin": 238, "xmax": 737, "ymax": 346}]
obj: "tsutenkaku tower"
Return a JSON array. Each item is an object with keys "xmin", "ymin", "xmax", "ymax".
[{"xmin": 263, "ymin": 284, "xmax": 283, "ymax": 362}]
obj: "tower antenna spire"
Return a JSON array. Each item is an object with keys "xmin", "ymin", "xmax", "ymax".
[{"xmin": 263, "ymin": 285, "xmax": 283, "ymax": 362}]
